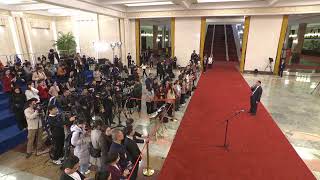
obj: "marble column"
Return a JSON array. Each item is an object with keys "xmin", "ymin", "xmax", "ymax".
[
  {"xmin": 153, "ymin": 25, "xmax": 158, "ymax": 54},
  {"xmin": 293, "ymin": 23, "xmax": 307, "ymax": 54}
]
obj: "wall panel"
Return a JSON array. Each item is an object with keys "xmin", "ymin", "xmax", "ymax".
[
  {"xmin": 245, "ymin": 15, "xmax": 283, "ymax": 72},
  {"xmin": 175, "ymin": 17, "xmax": 201, "ymax": 67}
]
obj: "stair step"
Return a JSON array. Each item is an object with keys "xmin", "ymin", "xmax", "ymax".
[
  {"xmin": 0, "ymin": 109, "xmax": 16, "ymax": 130},
  {"xmin": 0, "ymin": 125, "xmax": 27, "ymax": 154},
  {"xmin": 0, "ymin": 98, "xmax": 10, "ymax": 111},
  {"xmin": 0, "ymin": 92, "xmax": 8, "ymax": 99}
]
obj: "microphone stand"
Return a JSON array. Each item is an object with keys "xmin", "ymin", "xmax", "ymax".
[{"xmin": 221, "ymin": 110, "xmax": 244, "ymax": 151}]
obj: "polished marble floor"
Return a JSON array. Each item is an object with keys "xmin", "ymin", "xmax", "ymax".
[
  {"xmin": 1, "ymin": 69, "xmax": 320, "ymax": 179},
  {"xmin": 243, "ymin": 72, "xmax": 320, "ymax": 179}
]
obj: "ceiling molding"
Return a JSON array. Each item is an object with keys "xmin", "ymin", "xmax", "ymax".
[
  {"xmin": 126, "ymin": 4, "xmax": 320, "ymax": 18},
  {"xmin": 37, "ymin": 0, "xmax": 125, "ymax": 18}
]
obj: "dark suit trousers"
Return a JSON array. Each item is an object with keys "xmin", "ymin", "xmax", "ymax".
[
  {"xmin": 249, "ymin": 96, "xmax": 258, "ymax": 114},
  {"xmin": 52, "ymin": 135, "xmax": 64, "ymax": 160},
  {"xmin": 130, "ymin": 160, "xmax": 139, "ymax": 180}
]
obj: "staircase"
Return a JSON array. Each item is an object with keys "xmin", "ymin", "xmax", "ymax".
[
  {"xmin": 212, "ymin": 25, "xmax": 226, "ymax": 61},
  {"xmin": 204, "ymin": 25, "xmax": 214, "ymax": 57},
  {"xmin": 226, "ymin": 25, "xmax": 238, "ymax": 62},
  {"xmin": 0, "ymin": 91, "xmax": 27, "ymax": 154}
]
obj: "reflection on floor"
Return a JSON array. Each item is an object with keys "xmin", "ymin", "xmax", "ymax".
[
  {"xmin": 243, "ymin": 73, "xmax": 320, "ymax": 179},
  {"xmin": 1, "ymin": 69, "xmax": 320, "ymax": 179}
]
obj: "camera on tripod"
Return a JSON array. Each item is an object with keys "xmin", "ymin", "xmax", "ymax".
[{"xmin": 269, "ymin": 58, "xmax": 274, "ymax": 63}]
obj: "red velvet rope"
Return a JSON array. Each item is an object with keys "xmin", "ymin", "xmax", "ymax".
[{"xmin": 126, "ymin": 103, "xmax": 173, "ymax": 180}]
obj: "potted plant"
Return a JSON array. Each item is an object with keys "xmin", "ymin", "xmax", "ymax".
[{"xmin": 54, "ymin": 32, "xmax": 77, "ymax": 58}]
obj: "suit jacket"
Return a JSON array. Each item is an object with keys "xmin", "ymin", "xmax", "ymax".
[
  {"xmin": 251, "ymin": 86, "xmax": 263, "ymax": 102},
  {"xmin": 107, "ymin": 164, "xmax": 125, "ymax": 180},
  {"xmin": 124, "ymin": 137, "xmax": 141, "ymax": 163},
  {"xmin": 60, "ymin": 171, "xmax": 85, "ymax": 180},
  {"xmin": 109, "ymin": 142, "xmax": 129, "ymax": 169}
]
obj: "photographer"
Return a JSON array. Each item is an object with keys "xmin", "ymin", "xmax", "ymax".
[
  {"xmin": 70, "ymin": 119, "xmax": 91, "ymax": 175},
  {"xmin": 132, "ymin": 80, "xmax": 142, "ymax": 113},
  {"xmin": 56, "ymin": 89, "xmax": 72, "ymax": 112},
  {"xmin": 24, "ymin": 98, "xmax": 45, "ymax": 158},
  {"xmin": 79, "ymin": 88, "xmax": 93, "ymax": 124},
  {"xmin": 48, "ymin": 105, "xmax": 76, "ymax": 165}
]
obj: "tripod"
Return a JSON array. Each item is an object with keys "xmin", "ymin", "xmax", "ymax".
[
  {"xmin": 311, "ymin": 81, "xmax": 320, "ymax": 95},
  {"xmin": 264, "ymin": 62, "xmax": 273, "ymax": 72},
  {"xmin": 219, "ymin": 110, "xmax": 245, "ymax": 151}
]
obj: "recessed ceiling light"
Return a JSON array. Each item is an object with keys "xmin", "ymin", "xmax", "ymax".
[{"xmin": 125, "ymin": 1, "xmax": 174, "ymax": 7}]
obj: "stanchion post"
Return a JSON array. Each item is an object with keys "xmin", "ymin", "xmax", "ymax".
[{"xmin": 143, "ymin": 139, "xmax": 154, "ymax": 176}]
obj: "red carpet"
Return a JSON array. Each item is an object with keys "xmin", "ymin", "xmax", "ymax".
[{"xmin": 158, "ymin": 63, "xmax": 315, "ymax": 180}]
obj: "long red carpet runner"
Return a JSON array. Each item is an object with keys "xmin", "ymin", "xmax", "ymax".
[{"xmin": 158, "ymin": 63, "xmax": 315, "ymax": 180}]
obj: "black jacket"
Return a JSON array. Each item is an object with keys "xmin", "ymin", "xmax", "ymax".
[
  {"xmin": 60, "ymin": 171, "xmax": 85, "ymax": 180},
  {"xmin": 124, "ymin": 137, "xmax": 141, "ymax": 163},
  {"xmin": 11, "ymin": 93, "xmax": 26, "ymax": 112},
  {"xmin": 100, "ymin": 134, "xmax": 112, "ymax": 166},
  {"xmin": 250, "ymin": 86, "xmax": 263, "ymax": 102},
  {"xmin": 48, "ymin": 114, "xmax": 71, "ymax": 138}
]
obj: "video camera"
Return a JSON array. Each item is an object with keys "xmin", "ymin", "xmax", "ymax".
[{"xmin": 269, "ymin": 58, "xmax": 274, "ymax": 63}]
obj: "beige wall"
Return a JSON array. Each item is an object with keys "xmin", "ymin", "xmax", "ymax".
[
  {"xmin": 245, "ymin": 15, "xmax": 283, "ymax": 72},
  {"xmin": 77, "ymin": 15, "xmax": 99, "ymax": 57},
  {"xmin": 25, "ymin": 14, "xmax": 55, "ymax": 56},
  {"xmin": 54, "ymin": 14, "xmax": 123, "ymax": 60},
  {"xmin": 123, "ymin": 19, "xmax": 136, "ymax": 64},
  {"xmin": 0, "ymin": 16, "xmax": 16, "ymax": 64},
  {"xmin": 55, "ymin": 16, "xmax": 72, "ymax": 34},
  {"xmin": 175, "ymin": 17, "xmax": 201, "ymax": 67},
  {"xmin": 99, "ymin": 15, "xmax": 120, "ymax": 60}
]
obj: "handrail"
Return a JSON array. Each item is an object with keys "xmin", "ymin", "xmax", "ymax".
[
  {"xmin": 224, "ymin": 24, "xmax": 229, "ymax": 61},
  {"xmin": 232, "ymin": 25, "xmax": 241, "ymax": 62},
  {"xmin": 210, "ymin": 25, "xmax": 215, "ymax": 56}
]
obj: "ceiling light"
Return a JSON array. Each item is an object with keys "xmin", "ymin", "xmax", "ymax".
[
  {"xmin": 197, "ymin": 0, "xmax": 251, "ymax": 2},
  {"xmin": 0, "ymin": 0, "xmax": 35, "ymax": 5},
  {"xmin": 125, "ymin": 1, "xmax": 174, "ymax": 7}
]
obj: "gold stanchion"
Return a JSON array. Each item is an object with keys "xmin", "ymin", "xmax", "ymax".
[{"xmin": 143, "ymin": 140, "xmax": 154, "ymax": 176}]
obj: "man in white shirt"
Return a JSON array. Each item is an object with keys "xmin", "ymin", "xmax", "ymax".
[{"xmin": 24, "ymin": 98, "xmax": 44, "ymax": 158}]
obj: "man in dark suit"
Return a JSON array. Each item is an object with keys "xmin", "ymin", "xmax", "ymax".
[
  {"xmin": 127, "ymin": 53, "xmax": 132, "ymax": 67},
  {"xmin": 109, "ymin": 129, "xmax": 129, "ymax": 169},
  {"xmin": 249, "ymin": 80, "xmax": 263, "ymax": 116},
  {"xmin": 124, "ymin": 125, "xmax": 142, "ymax": 180},
  {"xmin": 48, "ymin": 49, "xmax": 60, "ymax": 65},
  {"xmin": 279, "ymin": 60, "xmax": 286, "ymax": 77}
]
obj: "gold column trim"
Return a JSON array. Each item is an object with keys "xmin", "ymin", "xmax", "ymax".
[
  {"xmin": 135, "ymin": 19, "xmax": 140, "ymax": 66},
  {"xmin": 199, "ymin": 17, "xmax": 206, "ymax": 71},
  {"xmin": 240, "ymin": 16, "xmax": 250, "ymax": 72},
  {"xmin": 171, "ymin": 17, "xmax": 175, "ymax": 58},
  {"xmin": 274, "ymin": 15, "xmax": 288, "ymax": 75}
]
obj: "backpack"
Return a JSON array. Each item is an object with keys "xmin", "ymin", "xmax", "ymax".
[{"xmin": 89, "ymin": 142, "xmax": 101, "ymax": 158}]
